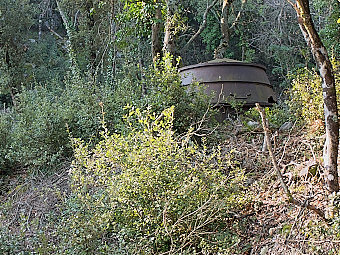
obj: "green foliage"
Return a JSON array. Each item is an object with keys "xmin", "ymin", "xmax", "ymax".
[
  {"xmin": 141, "ymin": 54, "xmax": 215, "ymax": 133},
  {"xmin": 313, "ymin": 0, "xmax": 340, "ymax": 57},
  {"xmin": 7, "ymin": 85, "xmax": 71, "ymax": 172},
  {"xmin": 200, "ymin": 13, "xmax": 220, "ymax": 54},
  {"xmin": 0, "ymin": 111, "xmax": 12, "ymax": 172},
  {"xmin": 58, "ymin": 0, "xmax": 117, "ymax": 75},
  {"xmin": 1, "ymin": 54, "xmax": 214, "ymax": 173},
  {"xmin": 290, "ymin": 68, "xmax": 324, "ymax": 126},
  {"xmin": 289, "ymin": 57, "xmax": 340, "ymax": 129},
  {"xmin": 5, "ymin": 72, "xmax": 119, "ymax": 172},
  {"xmin": 52, "ymin": 106, "xmax": 250, "ymax": 254},
  {"xmin": 25, "ymin": 35, "xmax": 69, "ymax": 85},
  {"xmin": 243, "ymin": 103, "xmax": 294, "ymax": 131},
  {"xmin": 0, "ymin": 0, "xmax": 36, "ymax": 94},
  {"xmin": 121, "ymin": 0, "xmax": 158, "ymax": 38},
  {"xmin": 265, "ymin": 104, "xmax": 295, "ymax": 129},
  {"xmin": 0, "ymin": 0, "xmax": 68, "ymax": 99},
  {"xmin": 0, "ymin": 228, "xmax": 27, "ymax": 255}
]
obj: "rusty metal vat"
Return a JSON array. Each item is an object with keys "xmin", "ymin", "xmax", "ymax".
[{"xmin": 179, "ymin": 59, "xmax": 276, "ymax": 107}]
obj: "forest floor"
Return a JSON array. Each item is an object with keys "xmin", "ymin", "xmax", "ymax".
[{"xmin": 1, "ymin": 119, "xmax": 340, "ymax": 254}]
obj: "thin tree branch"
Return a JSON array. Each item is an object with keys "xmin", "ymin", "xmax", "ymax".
[
  {"xmin": 256, "ymin": 103, "xmax": 327, "ymax": 221},
  {"xmin": 44, "ymin": 21, "xmax": 64, "ymax": 40},
  {"xmin": 286, "ymin": 0, "xmax": 297, "ymax": 8},
  {"xmin": 229, "ymin": 0, "xmax": 247, "ymax": 30},
  {"xmin": 182, "ymin": 0, "xmax": 218, "ymax": 50}
]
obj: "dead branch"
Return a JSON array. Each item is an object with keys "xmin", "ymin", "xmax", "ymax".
[{"xmin": 256, "ymin": 103, "xmax": 327, "ymax": 221}]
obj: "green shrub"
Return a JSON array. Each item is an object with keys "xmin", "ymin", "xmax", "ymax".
[
  {"xmin": 0, "ymin": 111, "xmax": 13, "ymax": 172},
  {"xmin": 0, "ymin": 228, "xmax": 27, "ymax": 255},
  {"xmin": 53, "ymin": 107, "xmax": 250, "ymax": 254},
  {"xmin": 3, "ymin": 54, "xmax": 215, "ymax": 173},
  {"xmin": 290, "ymin": 68, "xmax": 324, "ymax": 126},
  {"xmin": 4, "ymin": 65, "xmax": 140, "ymax": 172},
  {"xmin": 7, "ymin": 86, "xmax": 70, "ymax": 172},
  {"xmin": 141, "ymin": 54, "xmax": 215, "ymax": 134},
  {"xmin": 289, "ymin": 57, "xmax": 340, "ymax": 129},
  {"xmin": 243, "ymin": 103, "xmax": 294, "ymax": 131}
]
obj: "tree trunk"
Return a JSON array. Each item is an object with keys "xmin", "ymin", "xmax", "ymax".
[
  {"xmin": 9, "ymin": 87, "xmax": 17, "ymax": 109},
  {"xmin": 292, "ymin": 0, "xmax": 339, "ymax": 192},
  {"xmin": 85, "ymin": 0, "xmax": 96, "ymax": 77},
  {"xmin": 214, "ymin": 0, "xmax": 233, "ymax": 59},
  {"xmin": 152, "ymin": 1, "xmax": 162, "ymax": 62},
  {"xmin": 163, "ymin": 0, "xmax": 176, "ymax": 62},
  {"xmin": 56, "ymin": 0, "xmax": 77, "ymax": 68}
]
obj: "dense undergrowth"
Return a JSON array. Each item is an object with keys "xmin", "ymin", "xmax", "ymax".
[
  {"xmin": 54, "ymin": 107, "xmax": 250, "ymax": 254},
  {"xmin": 0, "ymin": 56, "xmax": 214, "ymax": 174},
  {"xmin": 1, "ymin": 57, "xmax": 340, "ymax": 254}
]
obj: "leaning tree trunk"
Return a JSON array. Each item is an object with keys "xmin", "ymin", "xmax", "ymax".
[
  {"xmin": 152, "ymin": 0, "xmax": 163, "ymax": 62},
  {"xmin": 291, "ymin": 0, "xmax": 339, "ymax": 192}
]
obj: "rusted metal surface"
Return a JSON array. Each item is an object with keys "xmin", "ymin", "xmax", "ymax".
[{"xmin": 179, "ymin": 59, "xmax": 276, "ymax": 106}]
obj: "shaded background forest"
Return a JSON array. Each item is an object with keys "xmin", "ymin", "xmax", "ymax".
[{"xmin": 1, "ymin": 0, "xmax": 338, "ymax": 92}]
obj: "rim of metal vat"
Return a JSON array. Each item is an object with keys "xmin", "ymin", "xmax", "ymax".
[
  {"xmin": 179, "ymin": 59, "xmax": 267, "ymax": 73},
  {"xmin": 178, "ymin": 59, "xmax": 276, "ymax": 107}
]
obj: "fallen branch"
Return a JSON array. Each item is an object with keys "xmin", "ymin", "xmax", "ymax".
[{"xmin": 256, "ymin": 103, "xmax": 327, "ymax": 221}]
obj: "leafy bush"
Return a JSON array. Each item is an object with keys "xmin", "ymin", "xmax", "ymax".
[
  {"xmin": 7, "ymin": 85, "xmax": 71, "ymax": 172},
  {"xmin": 0, "ymin": 0, "xmax": 36, "ymax": 94},
  {"xmin": 243, "ymin": 103, "xmax": 294, "ymax": 131},
  {"xmin": 289, "ymin": 57, "xmax": 340, "ymax": 130},
  {"xmin": 290, "ymin": 68, "xmax": 324, "ymax": 127},
  {"xmin": 6, "ymin": 74, "xmax": 111, "ymax": 172},
  {"xmin": 0, "ymin": 111, "xmax": 13, "ymax": 172},
  {"xmin": 53, "ymin": 107, "xmax": 250, "ymax": 254},
  {"xmin": 0, "ymin": 228, "xmax": 27, "ymax": 255},
  {"xmin": 139, "ymin": 54, "xmax": 216, "ymax": 134},
  {"xmin": 3, "ymin": 54, "xmax": 214, "ymax": 173}
]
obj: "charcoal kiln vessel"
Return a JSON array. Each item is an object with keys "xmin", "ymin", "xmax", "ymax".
[{"xmin": 179, "ymin": 59, "xmax": 276, "ymax": 107}]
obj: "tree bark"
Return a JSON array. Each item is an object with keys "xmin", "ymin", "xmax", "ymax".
[
  {"xmin": 56, "ymin": 0, "xmax": 77, "ymax": 67},
  {"xmin": 289, "ymin": 0, "xmax": 339, "ymax": 192},
  {"xmin": 152, "ymin": 1, "xmax": 162, "ymax": 62},
  {"xmin": 85, "ymin": 0, "xmax": 96, "ymax": 77},
  {"xmin": 214, "ymin": 0, "xmax": 233, "ymax": 59},
  {"xmin": 163, "ymin": 0, "xmax": 176, "ymax": 62}
]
